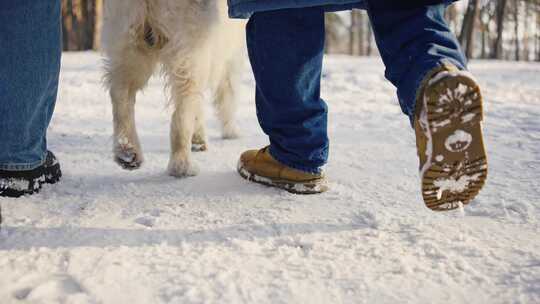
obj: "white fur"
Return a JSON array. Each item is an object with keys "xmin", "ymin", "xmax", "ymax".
[{"xmin": 102, "ymin": 0, "xmax": 245, "ymax": 177}]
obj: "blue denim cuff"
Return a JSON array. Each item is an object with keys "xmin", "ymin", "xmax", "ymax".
[{"xmin": 0, "ymin": 153, "xmax": 46, "ymax": 171}]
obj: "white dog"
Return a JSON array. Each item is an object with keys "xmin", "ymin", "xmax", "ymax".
[{"xmin": 102, "ymin": 0, "xmax": 245, "ymax": 176}]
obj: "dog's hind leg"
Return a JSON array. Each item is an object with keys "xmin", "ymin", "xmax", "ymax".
[
  {"xmin": 192, "ymin": 114, "xmax": 208, "ymax": 152},
  {"xmin": 165, "ymin": 59, "xmax": 204, "ymax": 177},
  {"xmin": 106, "ymin": 49, "xmax": 157, "ymax": 170},
  {"xmin": 215, "ymin": 63, "xmax": 240, "ymax": 139}
]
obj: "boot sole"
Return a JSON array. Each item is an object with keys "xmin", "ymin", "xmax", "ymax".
[
  {"xmin": 0, "ymin": 163, "xmax": 62, "ymax": 198},
  {"xmin": 419, "ymin": 73, "xmax": 488, "ymax": 211},
  {"xmin": 237, "ymin": 160, "xmax": 328, "ymax": 195}
]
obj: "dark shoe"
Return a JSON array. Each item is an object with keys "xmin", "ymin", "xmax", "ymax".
[
  {"xmin": 237, "ymin": 147, "xmax": 328, "ymax": 194},
  {"xmin": 0, "ymin": 151, "xmax": 62, "ymax": 198},
  {"xmin": 415, "ymin": 68, "xmax": 488, "ymax": 211}
]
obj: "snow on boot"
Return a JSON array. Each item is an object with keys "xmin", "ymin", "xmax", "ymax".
[
  {"xmin": 0, "ymin": 151, "xmax": 62, "ymax": 198},
  {"xmin": 237, "ymin": 147, "xmax": 328, "ymax": 194},
  {"xmin": 415, "ymin": 67, "xmax": 488, "ymax": 211}
]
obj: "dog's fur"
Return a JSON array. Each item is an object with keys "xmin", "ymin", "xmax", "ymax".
[{"xmin": 102, "ymin": 0, "xmax": 245, "ymax": 176}]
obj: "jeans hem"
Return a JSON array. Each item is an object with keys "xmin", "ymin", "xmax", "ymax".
[
  {"xmin": 268, "ymin": 146, "xmax": 323, "ymax": 175},
  {"xmin": 0, "ymin": 154, "xmax": 46, "ymax": 171}
]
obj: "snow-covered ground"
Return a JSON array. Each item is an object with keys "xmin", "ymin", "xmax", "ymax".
[{"xmin": 1, "ymin": 52, "xmax": 539, "ymax": 304}]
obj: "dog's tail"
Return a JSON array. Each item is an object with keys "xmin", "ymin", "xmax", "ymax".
[
  {"xmin": 137, "ymin": 21, "xmax": 168, "ymax": 50},
  {"xmin": 135, "ymin": 1, "xmax": 169, "ymax": 51}
]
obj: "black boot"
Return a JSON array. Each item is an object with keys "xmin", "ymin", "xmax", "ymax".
[
  {"xmin": 0, "ymin": 151, "xmax": 62, "ymax": 224},
  {"xmin": 0, "ymin": 151, "xmax": 62, "ymax": 198}
]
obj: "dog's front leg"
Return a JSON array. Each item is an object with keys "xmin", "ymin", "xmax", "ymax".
[
  {"xmin": 107, "ymin": 48, "xmax": 157, "ymax": 170},
  {"xmin": 111, "ymin": 84, "xmax": 144, "ymax": 170}
]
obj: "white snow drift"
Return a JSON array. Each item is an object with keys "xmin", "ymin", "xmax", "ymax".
[{"xmin": 0, "ymin": 52, "xmax": 539, "ymax": 304}]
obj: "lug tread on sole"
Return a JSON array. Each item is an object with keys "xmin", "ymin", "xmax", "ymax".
[
  {"xmin": 426, "ymin": 77, "xmax": 484, "ymax": 132},
  {"xmin": 421, "ymin": 74, "xmax": 488, "ymax": 212}
]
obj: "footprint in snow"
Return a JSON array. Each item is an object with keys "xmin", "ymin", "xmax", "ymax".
[
  {"xmin": 12, "ymin": 274, "xmax": 90, "ymax": 303},
  {"xmin": 134, "ymin": 209, "xmax": 162, "ymax": 228},
  {"xmin": 135, "ymin": 216, "xmax": 157, "ymax": 228}
]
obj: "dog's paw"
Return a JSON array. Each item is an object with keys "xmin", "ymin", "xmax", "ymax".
[
  {"xmin": 114, "ymin": 145, "xmax": 143, "ymax": 170},
  {"xmin": 191, "ymin": 142, "xmax": 208, "ymax": 152},
  {"xmin": 191, "ymin": 137, "xmax": 208, "ymax": 152},
  {"xmin": 222, "ymin": 123, "xmax": 240, "ymax": 140},
  {"xmin": 168, "ymin": 158, "xmax": 199, "ymax": 177}
]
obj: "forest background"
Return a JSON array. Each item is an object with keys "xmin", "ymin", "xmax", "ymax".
[{"xmin": 62, "ymin": 0, "xmax": 540, "ymax": 61}]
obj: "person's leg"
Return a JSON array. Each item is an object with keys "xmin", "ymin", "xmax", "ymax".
[
  {"xmin": 247, "ymin": 7, "xmax": 328, "ymax": 174},
  {"xmin": 366, "ymin": 4, "xmax": 487, "ymax": 211},
  {"xmin": 0, "ymin": 0, "xmax": 62, "ymax": 198},
  {"xmin": 0, "ymin": 0, "xmax": 61, "ymax": 170},
  {"xmin": 366, "ymin": 3, "xmax": 467, "ymax": 122},
  {"xmin": 237, "ymin": 7, "xmax": 329, "ymax": 194}
]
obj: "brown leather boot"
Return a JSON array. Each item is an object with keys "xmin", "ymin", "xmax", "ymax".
[
  {"xmin": 237, "ymin": 147, "xmax": 328, "ymax": 194},
  {"xmin": 415, "ymin": 67, "xmax": 488, "ymax": 211}
]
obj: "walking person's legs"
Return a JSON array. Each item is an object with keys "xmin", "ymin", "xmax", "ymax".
[
  {"xmin": 237, "ymin": 3, "xmax": 488, "ymax": 210},
  {"xmin": 366, "ymin": 3, "xmax": 488, "ymax": 210},
  {"xmin": 238, "ymin": 7, "xmax": 330, "ymax": 194},
  {"xmin": 0, "ymin": 0, "xmax": 63, "ymax": 200}
]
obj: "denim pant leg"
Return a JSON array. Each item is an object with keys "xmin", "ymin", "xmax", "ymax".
[
  {"xmin": 0, "ymin": 0, "xmax": 62, "ymax": 171},
  {"xmin": 366, "ymin": 4, "xmax": 467, "ymax": 123},
  {"xmin": 246, "ymin": 7, "xmax": 328, "ymax": 174}
]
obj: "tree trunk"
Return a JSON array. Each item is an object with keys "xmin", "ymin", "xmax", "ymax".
[
  {"xmin": 358, "ymin": 11, "xmax": 366, "ymax": 56},
  {"xmin": 61, "ymin": 0, "xmax": 100, "ymax": 51},
  {"xmin": 367, "ymin": 22, "xmax": 373, "ymax": 56},
  {"xmin": 522, "ymin": 1, "xmax": 531, "ymax": 61},
  {"xmin": 325, "ymin": 13, "xmax": 345, "ymax": 54},
  {"xmin": 350, "ymin": 10, "xmax": 361, "ymax": 56},
  {"xmin": 459, "ymin": 0, "xmax": 480, "ymax": 59},
  {"xmin": 481, "ymin": 25, "xmax": 487, "ymax": 59},
  {"xmin": 492, "ymin": 0, "xmax": 508, "ymax": 59},
  {"xmin": 513, "ymin": 0, "xmax": 520, "ymax": 61},
  {"xmin": 93, "ymin": 0, "xmax": 103, "ymax": 50},
  {"xmin": 537, "ymin": 8, "xmax": 540, "ymax": 61},
  {"xmin": 81, "ymin": 0, "xmax": 92, "ymax": 50}
]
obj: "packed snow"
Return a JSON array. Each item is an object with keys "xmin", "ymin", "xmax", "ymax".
[{"xmin": 1, "ymin": 52, "xmax": 539, "ymax": 304}]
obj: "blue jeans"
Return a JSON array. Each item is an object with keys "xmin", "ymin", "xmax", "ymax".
[
  {"xmin": 247, "ymin": 5, "xmax": 467, "ymax": 174},
  {"xmin": 0, "ymin": 0, "xmax": 61, "ymax": 171}
]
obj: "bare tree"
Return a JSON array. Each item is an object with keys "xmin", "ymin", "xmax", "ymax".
[
  {"xmin": 537, "ymin": 3, "xmax": 540, "ymax": 61},
  {"xmin": 325, "ymin": 13, "xmax": 346, "ymax": 54},
  {"xmin": 513, "ymin": 0, "xmax": 521, "ymax": 60},
  {"xmin": 348, "ymin": 10, "xmax": 373, "ymax": 56},
  {"xmin": 523, "ymin": 0, "xmax": 532, "ymax": 61},
  {"xmin": 478, "ymin": 2, "xmax": 494, "ymax": 59},
  {"xmin": 460, "ymin": 0, "xmax": 481, "ymax": 59},
  {"xmin": 62, "ymin": 0, "xmax": 102, "ymax": 51},
  {"xmin": 93, "ymin": 0, "xmax": 103, "ymax": 50},
  {"xmin": 357, "ymin": 12, "xmax": 367, "ymax": 56},
  {"xmin": 492, "ymin": 0, "xmax": 508, "ymax": 59},
  {"xmin": 350, "ymin": 10, "xmax": 363, "ymax": 55},
  {"xmin": 57, "ymin": 0, "xmax": 540, "ymax": 62},
  {"xmin": 366, "ymin": 22, "xmax": 374, "ymax": 56}
]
